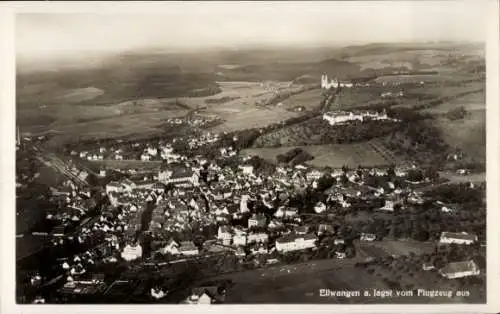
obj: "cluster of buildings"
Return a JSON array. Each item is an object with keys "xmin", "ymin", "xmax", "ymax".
[
  {"xmin": 322, "ymin": 109, "xmax": 399, "ymax": 126},
  {"xmin": 320, "ymin": 74, "xmax": 353, "ymax": 90},
  {"xmin": 20, "ymin": 119, "xmax": 484, "ymax": 304}
]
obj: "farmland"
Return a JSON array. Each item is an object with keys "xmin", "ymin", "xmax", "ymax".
[
  {"xmin": 432, "ymin": 109, "xmax": 486, "ymax": 161},
  {"xmin": 275, "ymin": 88, "xmax": 325, "ymax": 112},
  {"xmin": 18, "ymin": 79, "xmax": 315, "ymax": 145},
  {"xmin": 420, "ymin": 91, "xmax": 485, "ymax": 115},
  {"xmin": 241, "ymin": 140, "xmax": 400, "ymax": 169}
]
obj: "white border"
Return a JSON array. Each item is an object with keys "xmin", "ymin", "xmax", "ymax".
[{"xmin": 1, "ymin": 1, "xmax": 499, "ymax": 313}]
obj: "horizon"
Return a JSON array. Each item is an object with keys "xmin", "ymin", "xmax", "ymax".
[{"xmin": 15, "ymin": 1, "xmax": 488, "ymax": 63}]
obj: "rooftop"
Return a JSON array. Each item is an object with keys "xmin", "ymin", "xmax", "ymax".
[{"xmin": 440, "ymin": 232, "xmax": 477, "ymax": 241}]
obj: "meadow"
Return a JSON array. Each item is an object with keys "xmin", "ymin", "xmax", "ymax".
[{"xmin": 241, "ymin": 140, "xmax": 397, "ymax": 169}]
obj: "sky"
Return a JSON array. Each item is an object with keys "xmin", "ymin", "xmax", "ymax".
[{"xmin": 15, "ymin": 1, "xmax": 489, "ymax": 61}]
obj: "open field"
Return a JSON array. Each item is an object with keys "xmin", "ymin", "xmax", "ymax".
[
  {"xmin": 19, "ymin": 80, "xmax": 314, "ymax": 143},
  {"xmin": 420, "ymin": 91, "xmax": 485, "ymax": 115},
  {"xmin": 344, "ymin": 42, "xmax": 484, "ymax": 72},
  {"xmin": 432, "ymin": 109, "xmax": 486, "ymax": 161},
  {"xmin": 173, "ymin": 81, "xmax": 312, "ymax": 132},
  {"xmin": 241, "ymin": 140, "xmax": 400, "ymax": 168},
  {"xmin": 207, "ymin": 240, "xmax": 473, "ymax": 303},
  {"xmin": 358, "ymin": 240, "xmax": 435, "ymax": 258},
  {"xmin": 37, "ymin": 110, "xmax": 188, "ymax": 147},
  {"xmin": 373, "ymin": 74, "xmax": 452, "ymax": 85},
  {"xmin": 277, "ymin": 88, "xmax": 325, "ymax": 112}
]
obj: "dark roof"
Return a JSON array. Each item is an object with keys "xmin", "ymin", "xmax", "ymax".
[
  {"xmin": 171, "ymin": 167, "xmax": 195, "ymax": 179},
  {"xmin": 439, "ymin": 260, "xmax": 479, "ymax": 275},
  {"xmin": 276, "ymin": 233, "xmax": 317, "ymax": 244}
]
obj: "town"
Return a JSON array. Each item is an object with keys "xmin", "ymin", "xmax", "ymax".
[
  {"xmin": 16, "ymin": 79, "xmax": 486, "ymax": 303},
  {"xmin": 14, "ymin": 7, "xmax": 488, "ymax": 305}
]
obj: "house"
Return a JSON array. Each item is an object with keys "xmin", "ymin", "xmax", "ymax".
[
  {"xmin": 184, "ymin": 286, "xmax": 225, "ymax": 304},
  {"xmin": 306, "ymin": 170, "xmax": 323, "ymax": 182},
  {"xmin": 334, "ymin": 238, "xmax": 345, "ymax": 245},
  {"xmin": 248, "ymin": 213, "xmax": 267, "ymax": 228},
  {"xmin": 314, "ymin": 202, "xmax": 327, "ymax": 214},
  {"xmin": 217, "ymin": 226, "xmax": 233, "ymax": 245},
  {"xmin": 268, "ymin": 219, "xmax": 284, "ymax": 231},
  {"xmin": 335, "ymin": 251, "xmax": 347, "ymax": 259},
  {"xmin": 121, "ymin": 179, "xmax": 136, "ymax": 192},
  {"xmin": 441, "ymin": 206, "xmax": 455, "ymax": 213},
  {"xmin": 233, "ymin": 233, "xmax": 247, "ymax": 246},
  {"xmin": 141, "ymin": 153, "xmax": 151, "ymax": 161},
  {"xmin": 322, "ymin": 111, "xmax": 363, "ymax": 126},
  {"xmin": 248, "ymin": 232, "xmax": 269, "ymax": 244},
  {"xmin": 285, "ymin": 207, "xmax": 299, "ymax": 217},
  {"xmin": 240, "ymin": 194, "xmax": 250, "ymax": 213},
  {"xmin": 239, "ymin": 165, "xmax": 254, "ymax": 175},
  {"xmin": 275, "ymin": 233, "xmax": 317, "ymax": 253},
  {"xmin": 152, "ymin": 182, "xmax": 167, "ymax": 194},
  {"xmin": 295, "ymin": 225, "xmax": 310, "ymax": 235},
  {"xmin": 179, "ymin": 241, "xmax": 199, "ymax": 256},
  {"xmin": 147, "ymin": 147, "xmax": 158, "ymax": 156},
  {"xmin": 235, "ymin": 247, "xmax": 246, "ymax": 257},
  {"xmin": 158, "ymin": 164, "xmax": 199, "ymax": 187},
  {"xmin": 106, "ymin": 182, "xmax": 123, "ymax": 195},
  {"xmin": 360, "ymin": 233, "xmax": 376, "ymax": 242},
  {"xmin": 439, "ymin": 232, "xmax": 477, "ymax": 245},
  {"xmin": 274, "ymin": 207, "xmax": 285, "ymax": 218},
  {"xmin": 318, "ymin": 224, "xmax": 334, "ymax": 235},
  {"xmin": 121, "ymin": 243, "xmax": 143, "ymax": 261},
  {"xmin": 161, "ymin": 239, "xmax": 180, "ymax": 255},
  {"xmin": 422, "ymin": 263, "xmax": 435, "ymax": 271},
  {"xmin": 151, "ymin": 287, "xmax": 167, "ymax": 299},
  {"xmin": 439, "ymin": 260, "xmax": 480, "ymax": 279},
  {"xmin": 379, "ymin": 199, "xmax": 396, "ymax": 212}
]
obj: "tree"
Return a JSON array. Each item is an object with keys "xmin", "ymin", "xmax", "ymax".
[
  {"xmin": 316, "ymin": 175, "xmax": 335, "ymax": 192},
  {"xmin": 446, "ymin": 106, "xmax": 468, "ymax": 121}
]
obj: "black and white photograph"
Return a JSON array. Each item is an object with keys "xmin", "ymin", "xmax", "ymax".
[{"xmin": 3, "ymin": 0, "xmax": 499, "ymax": 309}]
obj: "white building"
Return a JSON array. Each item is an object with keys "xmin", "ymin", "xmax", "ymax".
[
  {"xmin": 306, "ymin": 170, "xmax": 323, "ymax": 182},
  {"xmin": 439, "ymin": 232, "xmax": 477, "ymax": 245},
  {"xmin": 105, "ymin": 182, "xmax": 122, "ymax": 194},
  {"xmin": 179, "ymin": 241, "xmax": 199, "ymax": 256},
  {"xmin": 314, "ymin": 202, "xmax": 327, "ymax": 214},
  {"xmin": 321, "ymin": 74, "xmax": 339, "ymax": 90},
  {"xmin": 322, "ymin": 109, "xmax": 393, "ymax": 126},
  {"xmin": 121, "ymin": 243, "xmax": 143, "ymax": 261},
  {"xmin": 275, "ymin": 234, "xmax": 317, "ymax": 253},
  {"xmin": 360, "ymin": 233, "xmax": 376, "ymax": 242},
  {"xmin": 161, "ymin": 239, "xmax": 180, "ymax": 255},
  {"xmin": 147, "ymin": 147, "xmax": 158, "ymax": 156},
  {"xmin": 233, "ymin": 233, "xmax": 247, "ymax": 246},
  {"xmin": 248, "ymin": 213, "xmax": 267, "ymax": 228},
  {"xmin": 239, "ymin": 165, "xmax": 254, "ymax": 175},
  {"xmin": 248, "ymin": 233, "xmax": 269, "ymax": 244},
  {"xmin": 240, "ymin": 195, "xmax": 250, "ymax": 213},
  {"xmin": 322, "ymin": 111, "xmax": 364, "ymax": 126},
  {"xmin": 217, "ymin": 226, "xmax": 232, "ymax": 245},
  {"xmin": 158, "ymin": 165, "xmax": 199, "ymax": 187}
]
